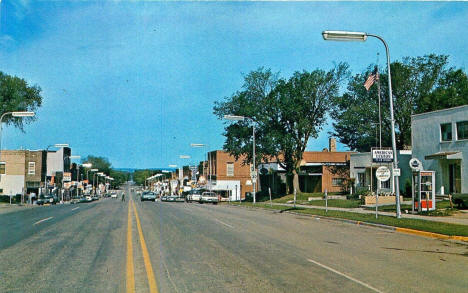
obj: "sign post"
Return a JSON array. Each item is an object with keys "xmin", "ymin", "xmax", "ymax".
[{"xmin": 375, "ymin": 166, "xmax": 391, "ymax": 218}]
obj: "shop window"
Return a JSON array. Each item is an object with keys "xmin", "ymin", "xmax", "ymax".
[
  {"xmin": 456, "ymin": 121, "xmax": 468, "ymax": 140},
  {"xmin": 440, "ymin": 123, "xmax": 452, "ymax": 141},
  {"xmin": 0, "ymin": 163, "xmax": 5, "ymax": 175},
  {"xmin": 226, "ymin": 163, "xmax": 234, "ymax": 176}
]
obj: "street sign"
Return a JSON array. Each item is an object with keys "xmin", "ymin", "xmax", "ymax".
[
  {"xmin": 375, "ymin": 166, "xmax": 391, "ymax": 182},
  {"xmin": 393, "ymin": 168, "xmax": 401, "ymax": 177},
  {"xmin": 63, "ymin": 172, "xmax": 71, "ymax": 182},
  {"xmin": 372, "ymin": 149, "xmax": 394, "ymax": 163},
  {"xmin": 409, "ymin": 158, "xmax": 423, "ymax": 172}
]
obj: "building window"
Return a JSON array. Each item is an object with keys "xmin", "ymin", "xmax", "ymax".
[
  {"xmin": 0, "ymin": 163, "xmax": 5, "ymax": 175},
  {"xmin": 440, "ymin": 123, "xmax": 452, "ymax": 141},
  {"xmin": 226, "ymin": 163, "xmax": 234, "ymax": 176},
  {"xmin": 357, "ymin": 173, "xmax": 365, "ymax": 187},
  {"xmin": 380, "ymin": 179, "xmax": 391, "ymax": 189},
  {"xmin": 28, "ymin": 162, "xmax": 36, "ymax": 175},
  {"xmin": 456, "ymin": 121, "xmax": 468, "ymax": 140},
  {"xmin": 332, "ymin": 178, "xmax": 344, "ymax": 187}
]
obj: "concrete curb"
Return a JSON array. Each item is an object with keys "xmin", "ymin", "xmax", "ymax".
[{"xmin": 225, "ymin": 203, "xmax": 468, "ymax": 243}]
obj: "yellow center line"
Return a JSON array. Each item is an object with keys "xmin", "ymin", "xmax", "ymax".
[
  {"xmin": 126, "ymin": 200, "xmax": 135, "ymax": 293},
  {"xmin": 132, "ymin": 200, "xmax": 159, "ymax": 293}
]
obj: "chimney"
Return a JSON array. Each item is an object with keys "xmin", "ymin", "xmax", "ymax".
[{"xmin": 329, "ymin": 137, "xmax": 336, "ymax": 152}]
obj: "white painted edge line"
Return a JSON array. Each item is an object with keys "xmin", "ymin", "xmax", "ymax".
[
  {"xmin": 71, "ymin": 207, "xmax": 80, "ymax": 211},
  {"xmin": 307, "ymin": 258, "xmax": 383, "ymax": 293},
  {"xmin": 215, "ymin": 218, "xmax": 234, "ymax": 229},
  {"xmin": 33, "ymin": 217, "xmax": 53, "ymax": 226}
]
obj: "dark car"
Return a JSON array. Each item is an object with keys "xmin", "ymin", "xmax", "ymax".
[
  {"xmin": 452, "ymin": 193, "xmax": 468, "ymax": 208},
  {"xmin": 141, "ymin": 191, "xmax": 157, "ymax": 202},
  {"xmin": 37, "ymin": 195, "xmax": 56, "ymax": 205}
]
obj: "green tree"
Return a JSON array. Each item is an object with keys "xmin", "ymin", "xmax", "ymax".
[
  {"xmin": 133, "ymin": 169, "xmax": 163, "ymax": 186},
  {"xmin": 214, "ymin": 64, "xmax": 349, "ymax": 193},
  {"xmin": 0, "ymin": 71, "xmax": 42, "ymax": 130},
  {"xmin": 109, "ymin": 169, "xmax": 130, "ymax": 188},
  {"xmin": 330, "ymin": 54, "xmax": 468, "ymax": 151}
]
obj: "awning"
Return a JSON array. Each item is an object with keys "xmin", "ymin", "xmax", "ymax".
[{"xmin": 425, "ymin": 151, "xmax": 462, "ymax": 160}]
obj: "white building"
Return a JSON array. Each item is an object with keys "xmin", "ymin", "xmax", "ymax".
[
  {"xmin": 350, "ymin": 150, "xmax": 412, "ymax": 195},
  {"xmin": 412, "ymin": 105, "xmax": 468, "ymax": 194}
]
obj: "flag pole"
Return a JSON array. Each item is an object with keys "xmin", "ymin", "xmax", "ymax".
[{"xmin": 376, "ymin": 54, "xmax": 382, "ymax": 149}]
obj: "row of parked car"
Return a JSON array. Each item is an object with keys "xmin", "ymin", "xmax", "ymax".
[
  {"xmin": 138, "ymin": 189, "xmax": 220, "ymax": 205},
  {"xmin": 185, "ymin": 189, "xmax": 219, "ymax": 205}
]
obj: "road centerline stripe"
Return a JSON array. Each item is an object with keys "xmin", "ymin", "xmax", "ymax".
[
  {"xmin": 307, "ymin": 258, "xmax": 383, "ymax": 293},
  {"xmin": 71, "ymin": 207, "xmax": 80, "ymax": 211},
  {"xmin": 33, "ymin": 217, "xmax": 53, "ymax": 225},
  {"xmin": 215, "ymin": 218, "xmax": 234, "ymax": 229},
  {"xmin": 132, "ymin": 200, "xmax": 159, "ymax": 293},
  {"xmin": 126, "ymin": 201, "xmax": 135, "ymax": 293}
]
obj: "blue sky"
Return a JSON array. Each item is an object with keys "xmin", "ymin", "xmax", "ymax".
[{"xmin": 1, "ymin": 1, "xmax": 467, "ymax": 168}]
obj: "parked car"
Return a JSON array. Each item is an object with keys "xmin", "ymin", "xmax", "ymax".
[
  {"xmin": 200, "ymin": 191, "xmax": 219, "ymax": 204},
  {"xmin": 161, "ymin": 195, "xmax": 168, "ymax": 201},
  {"xmin": 111, "ymin": 192, "xmax": 118, "ymax": 198},
  {"xmin": 85, "ymin": 195, "xmax": 93, "ymax": 202},
  {"xmin": 141, "ymin": 191, "xmax": 157, "ymax": 202},
  {"xmin": 79, "ymin": 197, "xmax": 88, "ymax": 203},
  {"xmin": 37, "ymin": 195, "xmax": 56, "ymax": 205},
  {"xmin": 187, "ymin": 189, "xmax": 203, "ymax": 203},
  {"xmin": 452, "ymin": 193, "xmax": 468, "ymax": 208}
]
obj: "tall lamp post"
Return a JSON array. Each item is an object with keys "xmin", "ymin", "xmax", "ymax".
[
  {"xmin": 191, "ymin": 143, "xmax": 212, "ymax": 192},
  {"xmin": 62, "ymin": 155, "xmax": 80, "ymax": 202},
  {"xmin": 224, "ymin": 115, "xmax": 256, "ymax": 204},
  {"xmin": 0, "ymin": 112, "xmax": 36, "ymax": 178},
  {"xmin": 44, "ymin": 143, "xmax": 69, "ymax": 196},
  {"xmin": 90, "ymin": 169, "xmax": 98, "ymax": 194},
  {"xmin": 322, "ymin": 30, "xmax": 401, "ymax": 218}
]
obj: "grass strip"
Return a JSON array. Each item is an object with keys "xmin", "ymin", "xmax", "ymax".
[{"xmin": 226, "ymin": 202, "xmax": 468, "ymax": 237}]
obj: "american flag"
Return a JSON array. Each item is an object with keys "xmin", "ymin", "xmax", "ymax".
[{"xmin": 364, "ymin": 66, "xmax": 379, "ymax": 91}]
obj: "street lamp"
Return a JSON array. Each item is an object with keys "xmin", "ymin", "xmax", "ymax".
[
  {"xmin": 0, "ymin": 111, "xmax": 36, "ymax": 172},
  {"xmin": 62, "ymin": 155, "xmax": 80, "ymax": 202},
  {"xmin": 90, "ymin": 169, "xmax": 99, "ymax": 194},
  {"xmin": 44, "ymin": 143, "xmax": 69, "ymax": 196},
  {"xmin": 191, "ymin": 143, "xmax": 213, "ymax": 192},
  {"xmin": 322, "ymin": 30, "xmax": 401, "ymax": 218},
  {"xmin": 224, "ymin": 114, "xmax": 257, "ymax": 204}
]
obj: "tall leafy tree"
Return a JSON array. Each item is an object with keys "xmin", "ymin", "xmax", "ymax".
[
  {"xmin": 0, "ymin": 72, "xmax": 42, "ymax": 130},
  {"xmin": 331, "ymin": 54, "xmax": 468, "ymax": 151},
  {"xmin": 214, "ymin": 64, "xmax": 349, "ymax": 193}
]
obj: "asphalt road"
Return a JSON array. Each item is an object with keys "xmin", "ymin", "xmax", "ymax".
[{"xmin": 1, "ymin": 187, "xmax": 467, "ymax": 293}]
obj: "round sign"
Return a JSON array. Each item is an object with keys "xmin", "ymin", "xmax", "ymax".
[
  {"xmin": 409, "ymin": 158, "xmax": 423, "ymax": 171},
  {"xmin": 376, "ymin": 166, "xmax": 391, "ymax": 182}
]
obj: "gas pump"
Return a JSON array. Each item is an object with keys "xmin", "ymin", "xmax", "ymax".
[{"xmin": 412, "ymin": 171, "xmax": 435, "ymax": 212}]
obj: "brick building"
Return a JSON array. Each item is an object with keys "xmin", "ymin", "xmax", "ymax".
[
  {"xmin": 204, "ymin": 150, "xmax": 253, "ymax": 200},
  {"xmin": 259, "ymin": 139, "xmax": 355, "ymax": 195},
  {"xmin": 0, "ymin": 150, "xmax": 47, "ymax": 197}
]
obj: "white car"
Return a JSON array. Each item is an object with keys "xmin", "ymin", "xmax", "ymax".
[
  {"xmin": 188, "ymin": 189, "xmax": 203, "ymax": 202},
  {"xmin": 85, "ymin": 195, "xmax": 93, "ymax": 202},
  {"xmin": 111, "ymin": 193, "xmax": 118, "ymax": 198},
  {"xmin": 200, "ymin": 192, "xmax": 219, "ymax": 204}
]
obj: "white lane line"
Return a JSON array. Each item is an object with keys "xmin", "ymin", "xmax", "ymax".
[
  {"xmin": 33, "ymin": 217, "xmax": 53, "ymax": 226},
  {"xmin": 215, "ymin": 218, "xmax": 234, "ymax": 229},
  {"xmin": 71, "ymin": 207, "xmax": 80, "ymax": 211},
  {"xmin": 307, "ymin": 258, "xmax": 383, "ymax": 293}
]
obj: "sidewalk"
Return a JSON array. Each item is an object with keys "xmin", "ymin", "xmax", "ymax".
[
  {"xmin": 0, "ymin": 203, "xmax": 36, "ymax": 214},
  {"xmin": 271, "ymin": 203, "xmax": 468, "ymax": 226}
]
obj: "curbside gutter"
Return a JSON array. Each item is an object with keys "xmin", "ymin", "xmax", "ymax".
[{"xmin": 226, "ymin": 203, "xmax": 468, "ymax": 243}]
